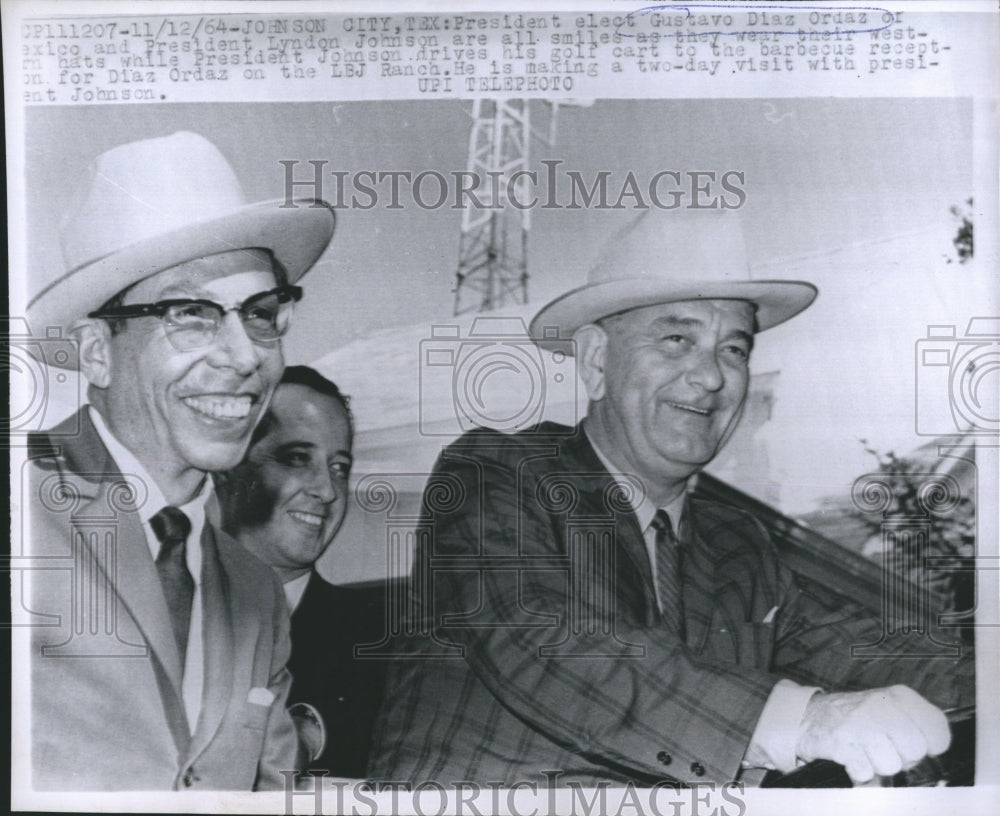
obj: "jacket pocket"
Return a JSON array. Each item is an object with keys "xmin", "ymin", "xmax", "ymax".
[{"xmin": 241, "ymin": 700, "xmax": 272, "ymax": 732}]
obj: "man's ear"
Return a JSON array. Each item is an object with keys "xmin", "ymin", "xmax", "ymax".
[
  {"xmin": 573, "ymin": 323, "xmax": 607, "ymax": 402},
  {"xmin": 72, "ymin": 319, "xmax": 112, "ymax": 389}
]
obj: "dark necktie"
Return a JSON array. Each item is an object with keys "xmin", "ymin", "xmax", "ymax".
[
  {"xmin": 150, "ymin": 506, "xmax": 194, "ymax": 662},
  {"xmin": 651, "ymin": 509, "xmax": 685, "ymax": 637}
]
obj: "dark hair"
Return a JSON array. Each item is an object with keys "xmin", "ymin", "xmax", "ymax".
[{"xmin": 250, "ymin": 365, "xmax": 353, "ymax": 444}]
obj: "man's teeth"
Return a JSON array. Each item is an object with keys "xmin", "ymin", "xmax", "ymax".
[
  {"xmin": 665, "ymin": 400, "xmax": 711, "ymax": 416},
  {"xmin": 183, "ymin": 395, "xmax": 252, "ymax": 419},
  {"xmin": 289, "ymin": 511, "xmax": 324, "ymax": 528}
]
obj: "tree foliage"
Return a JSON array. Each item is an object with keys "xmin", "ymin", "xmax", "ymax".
[{"xmin": 949, "ymin": 198, "xmax": 974, "ymax": 264}]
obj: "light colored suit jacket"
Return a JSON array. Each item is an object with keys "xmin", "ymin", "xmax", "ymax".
[{"xmin": 26, "ymin": 410, "xmax": 300, "ymax": 791}]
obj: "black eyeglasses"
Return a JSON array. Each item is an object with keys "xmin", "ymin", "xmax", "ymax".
[{"xmin": 89, "ymin": 285, "xmax": 303, "ymax": 351}]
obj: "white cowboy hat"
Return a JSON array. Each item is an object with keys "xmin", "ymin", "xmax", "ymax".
[
  {"xmin": 530, "ymin": 208, "xmax": 817, "ymax": 353},
  {"xmin": 27, "ymin": 131, "xmax": 337, "ymax": 368}
]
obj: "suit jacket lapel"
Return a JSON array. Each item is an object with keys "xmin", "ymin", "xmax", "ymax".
[
  {"xmin": 186, "ymin": 522, "xmax": 233, "ymax": 761},
  {"xmin": 551, "ymin": 429, "xmax": 778, "ymax": 666},
  {"xmin": 559, "ymin": 428, "xmax": 659, "ymax": 621},
  {"xmin": 54, "ymin": 410, "xmax": 188, "ymax": 689},
  {"xmin": 291, "ymin": 572, "xmax": 320, "ymax": 637},
  {"xmin": 43, "ymin": 409, "xmax": 192, "ymax": 753},
  {"xmin": 679, "ymin": 499, "xmax": 722, "ymax": 651},
  {"xmin": 684, "ymin": 496, "xmax": 780, "ymax": 666},
  {"xmin": 98, "ymin": 482, "xmax": 188, "ymax": 689}
]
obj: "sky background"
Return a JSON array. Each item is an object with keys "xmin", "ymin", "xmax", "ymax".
[
  {"xmin": 25, "ymin": 97, "xmax": 974, "ymax": 357},
  {"xmin": 19, "ymin": 98, "xmax": 996, "ymax": 579}
]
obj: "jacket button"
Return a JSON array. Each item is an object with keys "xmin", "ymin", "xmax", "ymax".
[
  {"xmin": 690, "ymin": 761, "xmax": 706, "ymax": 776},
  {"xmin": 656, "ymin": 751, "xmax": 672, "ymax": 766}
]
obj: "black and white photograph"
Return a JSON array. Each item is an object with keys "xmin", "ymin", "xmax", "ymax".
[{"xmin": 5, "ymin": 2, "xmax": 998, "ymax": 813}]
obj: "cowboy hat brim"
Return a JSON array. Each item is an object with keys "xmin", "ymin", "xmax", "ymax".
[
  {"xmin": 529, "ymin": 278, "xmax": 818, "ymax": 353},
  {"xmin": 27, "ymin": 197, "xmax": 336, "ymax": 369}
]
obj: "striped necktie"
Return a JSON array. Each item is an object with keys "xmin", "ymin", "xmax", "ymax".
[
  {"xmin": 651, "ymin": 509, "xmax": 685, "ymax": 637},
  {"xmin": 150, "ymin": 506, "xmax": 194, "ymax": 662}
]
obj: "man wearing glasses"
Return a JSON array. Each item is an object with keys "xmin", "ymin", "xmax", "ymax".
[{"xmin": 24, "ymin": 132, "xmax": 336, "ymax": 791}]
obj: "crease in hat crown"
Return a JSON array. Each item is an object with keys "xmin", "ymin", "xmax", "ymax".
[
  {"xmin": 60, "ymin": 131, "xmax": 251, "ymax": 273},
  {"xmin": 28, "ymin": 131, "xmax": 337, "ymax": 369},
  {"xmin": 530, "ymin": 208, "xmax": 818, "ymax": 352}
]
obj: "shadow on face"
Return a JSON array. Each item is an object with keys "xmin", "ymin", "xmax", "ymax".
[{"xmin": 220, "ymin": 382, "xmax": 354, "ymax": 581}]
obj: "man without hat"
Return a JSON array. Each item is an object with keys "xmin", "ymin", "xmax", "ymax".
[
  {"xmin": 368, "ymin": 209, "xmax": 972, "ymax": 787},
  {"xmin": 218, "ymin": 366, "xmax": 389, "ymax": 777},
  {"xmin": 24, "ymin": 132, "xmax": 336, "ymax": 790}
]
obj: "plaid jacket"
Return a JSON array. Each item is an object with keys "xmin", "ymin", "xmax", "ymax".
[{"xmin": 367, "ymin": 424, "xmax": 970, "ymax": 786}]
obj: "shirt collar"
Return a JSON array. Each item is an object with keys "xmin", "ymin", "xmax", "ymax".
[
  {"xmin": 584, "ymin": 427, "xmax": 686, "ymax": 533},
  {"xmin": 283, "ymin": 572, "xmax": 313, "ymax": 613},
  {"xmin": 88, "ymin": 405, "xmax": 213, "ymax": 572},
  {"xmin": 88, "ymin": 405, "xmax": 211, "ymax": 521}
]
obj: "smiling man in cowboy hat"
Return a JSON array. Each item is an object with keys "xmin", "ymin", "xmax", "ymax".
[
  {"xmin": 24, "ymin": 131, "xmax": 336, "ymax": 791},
  {"xmin": 368, "ymin": 209, "xmax": 971, "ymax": 788}
]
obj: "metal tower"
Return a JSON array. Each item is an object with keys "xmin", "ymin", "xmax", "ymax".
[{"xmin": 453, "ymin": 100, "xmax": 565, "ymax": 316}]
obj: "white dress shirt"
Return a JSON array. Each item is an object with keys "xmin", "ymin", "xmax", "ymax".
[
  {"xmin": 89, "ymin": 405, "xmax": 210, "ymax": 733},
  {"xmin": 283, "ymin": 572, "xmax": 312, "ymax": 613}
]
